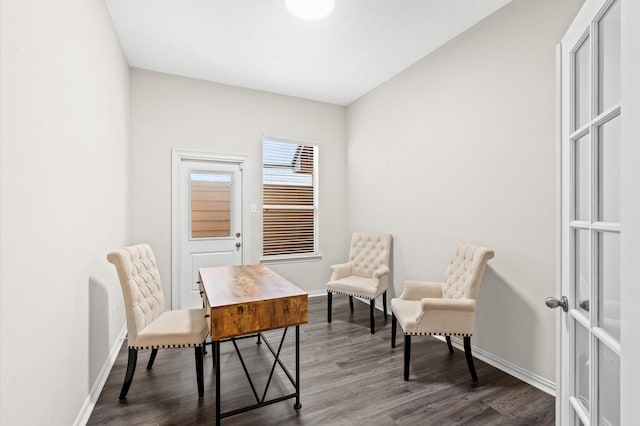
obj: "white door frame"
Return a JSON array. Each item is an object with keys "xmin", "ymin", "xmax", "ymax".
[
  {"xmin": 554, "ymin": 44, "xmax": 563, "ymax": 425},
  {"xmin": 171, "ymin": 149, "xmax": 251, "ymax": 309}
]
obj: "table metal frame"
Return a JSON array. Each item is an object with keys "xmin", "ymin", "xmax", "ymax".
[{"xmin": 213, "ymin": 327, "xmax": 301, "ymax": 424}]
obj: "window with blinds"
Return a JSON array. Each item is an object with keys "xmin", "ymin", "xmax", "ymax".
[{"xmin": 262, "ymin": 138, "xmax": 318, "ymax": 258}]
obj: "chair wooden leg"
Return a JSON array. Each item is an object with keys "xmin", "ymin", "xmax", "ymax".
[
  {"xmin": 404, "ymin": 335, "xmax": 411, "ymax": 381},
  {"xmin": 464, "ymin": 336, "xmax": 478, "ymax": 382},
  {"xmin": 349, "ymin": 295, "xmax": 354, "ymax": 312},
  {"xmin": 195, "ymin": 346, "xmax": 204, "ymax": 398},
  {"xmin": 445, "ymin": 336, "xmax": 454, "ymax": 353},
  {"xmin": 119, "ymin": 348, "xmax": 138, "ymax": 400},
  {"xmin": 327, "ymin": 291, "xmax": 332, "ymax": 323},
  {"xmin": 391, "ymin": 313, "xmax": 397, "ymax": 348},
  {"xmin": 369, "ymin": 298, "xmax": 375, "ymax": 334},
  {"xmin": 382, "ymin": 291, "xmax": 388, "ymax": 319},
  {"xmin": 146, "ymin": 348, "xmax": 158, "ymax": 369}
]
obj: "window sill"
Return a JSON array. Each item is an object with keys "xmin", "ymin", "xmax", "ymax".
[{"xmin": 260, "ymin": 253, "xmax": 323, "ymax": 265}]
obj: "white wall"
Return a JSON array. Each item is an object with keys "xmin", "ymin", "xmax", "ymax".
[
  {"xmin": 130, "ymin": 69, "xmax": 348, "ymax": 300},
  {"xmin": 346, "ymin": 0, "xmax": 583, "ymax": 382},
  {"xmin": 0, "ymin": 0, "xmax": 129, "ymax": 424}
]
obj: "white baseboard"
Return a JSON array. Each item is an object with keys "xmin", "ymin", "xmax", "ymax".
[
  {"xmin": 74, "ymin": 324, "xmax": 127, "ymax": 426},
  {"xmin": 340, "ymin": 293, "xmax": 556, "ymax": 396},
  {"xmin": 308, "ymin": 289, "xmax": 328, "ymax": 298},
  {"xmin": 445, "ymin": 336, "xmax": 556, "ymax": 396}
]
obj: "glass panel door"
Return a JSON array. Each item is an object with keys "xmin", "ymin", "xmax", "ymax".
[{"xmin": 560, "ymin": 0, "xmax": 621, "ymax": 424}]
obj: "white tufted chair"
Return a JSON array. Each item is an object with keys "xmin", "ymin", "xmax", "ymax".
[
  {"xmin": 326, "ymin": 232, "xmax": 392, "ymax": 334},
  {"xmin": 107, "ymin": 244, "xmax": 209, "ymax": 399},
  {"xmin": 391, "ymin": 242, "xmax": 494, "ymax": 381}
]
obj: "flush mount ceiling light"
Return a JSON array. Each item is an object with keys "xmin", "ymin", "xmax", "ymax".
[{"xmin": 286, "ymin": 0, "xmax": 335, "ymax": 20}]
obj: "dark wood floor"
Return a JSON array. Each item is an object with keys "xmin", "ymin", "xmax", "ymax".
[{"xmin": 88, "ymin": 296, "xmax": 555, "ymax": 425}]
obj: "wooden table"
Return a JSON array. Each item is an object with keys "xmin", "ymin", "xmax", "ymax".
[{"xmin": 199, "ymin": 264, "xmax": 308, "ymax": 425}]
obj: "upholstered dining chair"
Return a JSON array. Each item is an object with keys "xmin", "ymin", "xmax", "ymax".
[
  {"xmin": 107, "ymin": 244, "xmax": 209, "ymax": 399},
  {"xmin": 391, "ymin": 242, "xmax": 494, "ymax": 381},
  {"xmin": 326, "ymin": 232, "xmax": 392, "ymax": 334}
]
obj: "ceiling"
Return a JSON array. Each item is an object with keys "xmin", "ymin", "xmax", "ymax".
[{"xmin": 106, "ymin": 0, "xmax": 512, "ymax": 106}]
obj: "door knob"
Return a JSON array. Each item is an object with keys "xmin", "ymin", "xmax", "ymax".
[
  {"xmin": 236, "ymin": 242, "xmax": 241, "ymax": 248},
  {"xmin": 236, "ymin": 232, "xmax": 241, "ymax": 238},
  {"xmin": 545, "ymin": 296, "xmax": 568, "ymax": 312}
]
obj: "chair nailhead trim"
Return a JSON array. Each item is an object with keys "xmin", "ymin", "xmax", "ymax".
[
  {"xmin": 327, "ymin": 289, "xmax": 383, "ymax": 299},
  {"xmin": 404, "ymin": 332, "xmax": 472, "ymax": 337},
  {"xmin": 129, "ymin": 343, "xmax": 204, "ymax": 350}
]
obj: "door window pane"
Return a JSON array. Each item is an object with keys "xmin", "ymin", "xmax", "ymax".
[
  {"xmin": 598, "ymin": 231, "xmax": 620, "ymax": 340},
  {"xmin": 598, "ymin": 116, "xmax": 620, "ymax": 222},
  {"xmin": 575, "ymin": 229, "xmax": 590, "ymax": 315},
  {"xmin": 574, "ymin": 134, "xmax": 590, "ymax": 221},
  {"xmin": 598, "ymin": 0, "xmax": 621, "ymax": 113},
  {"xmin": 575, "ymin": 322, "xmax": 590, "ymax": 411},
  {"xmin": 574, "ymin": 35, "xmax": 591, "ymax": 129},
  {"xmin": 598, "ymin": 341, "xmax": 620, "ymax": 426},
  {"xmin": 190, "ymin": 172, "xmax": 231, "ymax": 238}
]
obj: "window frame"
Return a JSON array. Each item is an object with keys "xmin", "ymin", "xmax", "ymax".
[{"xmin": 261, "ymin": 135, "xmax": 321, "ymax": 263}]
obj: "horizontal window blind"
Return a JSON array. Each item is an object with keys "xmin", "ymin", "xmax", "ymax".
[{"xmin": 263, "ymin": 139, "xmax": 318, "ymax": 257}]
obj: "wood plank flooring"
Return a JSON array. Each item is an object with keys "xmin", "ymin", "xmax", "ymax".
[{"xmin": 88, "ymin": 296, "xmax": 554, "ymax": 425}]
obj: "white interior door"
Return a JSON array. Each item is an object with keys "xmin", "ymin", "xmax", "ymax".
[
  {"xmin": 172, "ymin": 151, "xmax": 247, "ymax": 309},
  {"xmin": 553, "ymin": 0, "xmax": 622, "ymax": 424}
]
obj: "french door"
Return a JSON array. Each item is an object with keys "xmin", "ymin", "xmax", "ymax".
[{"xmin": 556, "ymin": 0, "xmax": 621, "ymax": 424}]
